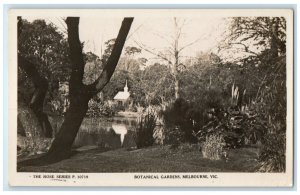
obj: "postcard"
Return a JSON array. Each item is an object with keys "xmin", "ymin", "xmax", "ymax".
[{"xmin": 8, "ymin": 8, "xmax": 294, "ymax": 187}]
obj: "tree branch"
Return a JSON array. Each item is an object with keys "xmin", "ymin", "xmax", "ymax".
[
  {"xmin": 229, "ymin": 42, "xmax": 259, "ymax": 56},
  {"xmin": 88, "ymin": 17, "xmax": 134, "ymax": 94},
  {"xmin": 133, "ymin": 38, "xmax": 173, "ymax": 65}
]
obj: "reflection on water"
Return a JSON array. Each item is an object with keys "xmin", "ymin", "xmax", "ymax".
[
  {"xmin": 50, "ymin": 116, "xmax": 137, "ymax": 149},
  {"xmin": 112, "ymin": 124, "xmax": 127, "ymax": 144}
]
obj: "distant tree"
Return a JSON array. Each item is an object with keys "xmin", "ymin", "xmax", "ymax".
[
  {"xmin": 123, "ymin": 46, "xmax": 142, "ymax": 71},
  {"xmin": 82, "ymin": 51, "xmax": 102, "ymax": 85},
  {"xmin": 141, "ymin": 63, "xmax": 174, "ymax": 105},
  {"xmin": 101, "ymin": 38, "xmax": 116, "ymax": 65},
  {"xmin": 84, "ymin": 51, "xmax": 101, "ymax": 63},
  {"xmin": 101, "ymin": 43, "xmax": 144, "ymax": 104},
  {"xmin": 125, "ymin": 46, "xmax": 141, "ymax": 56},
  {"xmin": 134, "ymin": 18, "xmax": 202, "ymax": 100},
  {"xmin": 138, "ymin": 57, "xmax": 148, "ymax": 67}
]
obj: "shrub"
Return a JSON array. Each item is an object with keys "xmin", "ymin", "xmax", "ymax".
[
  {"xmin": 258, "ymin": 133, "xmax": 286, "ymax": 172},
  {"xmin": 162, "ymin": 88, "xmax": 231, "ymax": 145},
  {"xmin": 162, "ymin": 98, "xmax": 197, "ymax": 144},
  {"xmin": 202, "ymin": 134, "xmax": 226, "ymax": 160},
  {"xmin": 135, "ymin": 111, "xmax": 157, "ymax": 148},
  {"xmin": 87, "ymin": 99, "xmax": 115, "ymax": 117},
  {"xmin": 195, "ymin": 98, "xmax": 268, "ymax": 149},
  {"xmin": 163, "ymin": 127, "xmax": 185, "ymax": 147}
]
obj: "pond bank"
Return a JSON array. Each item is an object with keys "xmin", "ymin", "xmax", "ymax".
[{"xmin": 18, "ymin": 145, "xmax": 259, "ymax": 172}]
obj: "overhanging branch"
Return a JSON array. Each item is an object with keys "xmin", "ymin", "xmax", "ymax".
[{"xmin": 88, "ymin": 17, "xmax": 134, "ymax": 94}]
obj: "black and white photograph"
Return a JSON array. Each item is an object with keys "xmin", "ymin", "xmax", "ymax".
[{"xmin": 8, "ymin": 9, "xmax": 293, "ymax": 187}]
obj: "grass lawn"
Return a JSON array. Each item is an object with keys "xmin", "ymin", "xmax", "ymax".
[{"xmin": 18, "ymin": 144, "xmax": 260, "ymax": 173}]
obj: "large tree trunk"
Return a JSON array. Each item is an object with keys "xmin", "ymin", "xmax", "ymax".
[
  {"xmin": 18, "ymin": 55, "xmax": 53, "ymax": 138},
  {"xmin": 46, "ymin": 95, "xmax": 90, "ymax": 160}
]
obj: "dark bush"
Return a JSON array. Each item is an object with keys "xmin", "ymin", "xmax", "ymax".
[
  {"xmin": 196, "ymin": 106, "xmax": 267, "ymax": 149},
  {"xmin": 135, "ymin": 111, "xmax": 157, "ymax": 148},
  {"xmin": 162, "ymin": 92, "xmax": 227, "ymax": 145},
  {"xmin": 162, "ymin": 98, "xmax": 197, "ymax": 144},
  {"xmin": 259, "ymin": 133, "xmax": 286, "ymax": 172},
  {"xmin": 163, "ymin": 127, "xmax": 185, "ymax": 147}
]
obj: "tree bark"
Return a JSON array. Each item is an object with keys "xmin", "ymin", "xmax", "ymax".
[
  {"xmin": 46, "ymin": 95, "xmax": 90, "ymax": 160},
  {"xmin": 174, "ymin": 78, "xmax": 179, "ymax": 99},
  {"xmin": 18, "ymin": 55, "xmax": 53, "ymax": 138},
  {"xmin": 173, "ymin": 18, "xmax": 180, "ymax": 100},
  {"xmin": 174, "ymin": 47, "xmax": 180, "ymax": 99}
]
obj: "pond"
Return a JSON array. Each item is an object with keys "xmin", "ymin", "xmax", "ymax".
[{"xmin": 50, "ymin": 116, "xmax": 138, "ymax": 149}]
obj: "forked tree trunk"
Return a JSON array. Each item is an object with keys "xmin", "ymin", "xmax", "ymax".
[{"xmin": 43, "ymin": 17, "xmax": 134, "ymax": 162}]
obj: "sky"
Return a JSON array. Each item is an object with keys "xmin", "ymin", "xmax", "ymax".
[{"xmin": 24, "ymin": 16, "xmax": 230, "ymax": 64}]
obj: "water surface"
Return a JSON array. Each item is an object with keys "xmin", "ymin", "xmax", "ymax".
[{"xmin": 50, "ymin": 116, "xmax": 138, "ymax": 149}]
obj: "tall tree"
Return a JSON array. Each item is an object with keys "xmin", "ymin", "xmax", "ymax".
[
  {"xmin": 17, "ymin": 17, "xmax": 59, "ymax": 138},
  {"xmin": 134, "ymin": 18, "xmax": 201, "ymax": 99},
  {"xmin": 20, "ymin": 17, "xmax": 133, "ymax": 164}
]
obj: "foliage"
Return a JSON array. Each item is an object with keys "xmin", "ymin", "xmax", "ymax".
[
  {"xmin": 86, "ymin": 99, "xmax": 115, "ymax": 117},
  {"xmin": 220, "ymin": 17, "xmax": 286, "ymax": 63},
  {"xmin": 18, "ymin": 18, "xmax": 71, "ymax": 82},
  {"xmin": 196, "ymin": 105, "xmax": 267, "ymax": 149},
  {"xmin": 135, "ymin": 111, "xmax": 157, "ymax": 148},
  {"xmin": 259, "ymin": 133, "xmax": 286, "ymax": 172},
  {"xmin": 210, "ymin": 17, "xmax": 287, "ymax": 172},
  {"xmin": 162, "ymin": 98, "xmax": 197, "ymax": 144},
  {"xmin": 17, "ymin": 18, "xmax": 72, "ymax": 114},
  {"xmin": 102, "ymin": 69, "xmax": 146, "ymax": 107},
  {"xmin": 254, "ymin": 56, "xmax": 286, "ymax": 172},
  {"xmin": 101, "ymin": 38, "xmax": 116, "ymax": 65},
  {"xmin": 216, "ymin": 47, "xmax": 286, "ymax": 172},
  {"xmin": 125, "ymin": 46, "xmax": 142, "ymax": 56},
  {"xmin": 82, "ymin": 52, "xmax": 102, "ymax": 85},
  {"xmin": 141, "ymin": 63, "xmax": 175, "ymax": 105},
  {"xmin": 100, "ymin": 40, "xmax": 146, "ymax": 107},
  {"xmin": 202, "ymin": 134, "xmax": 226, "ymax": 160},
  {"xmin": 17, "ymin": 135, "xmax": 53, "ymax": 157}
]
